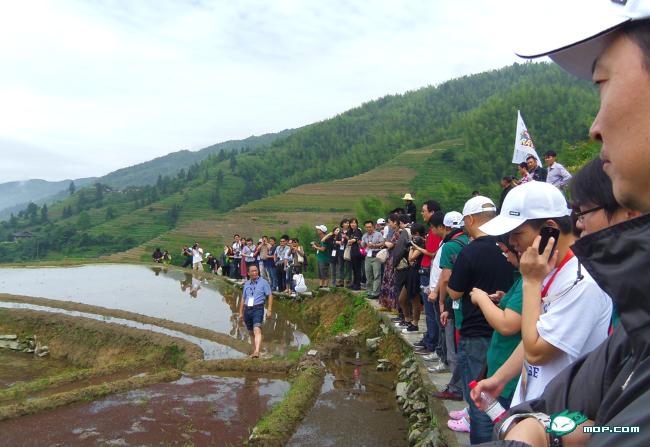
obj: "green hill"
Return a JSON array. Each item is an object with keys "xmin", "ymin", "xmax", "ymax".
[{"xmin": 0, "ymin": 62, "xmax": 600, "ymax": 263}]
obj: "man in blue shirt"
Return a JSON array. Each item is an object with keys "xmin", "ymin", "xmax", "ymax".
[{"xmin": 238, "ymin": 264, "xmax": 273, "ymax": 358}]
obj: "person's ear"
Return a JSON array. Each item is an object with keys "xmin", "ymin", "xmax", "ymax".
[
  {"xmin": 544, "ymin": 219, "xmax": 559, "ymax": 230},
  {"xmin": 627, "ymin": 209, "xmax": 643, "ymax": 220}
]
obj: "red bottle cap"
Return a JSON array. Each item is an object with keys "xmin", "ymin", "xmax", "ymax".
[{"xmin": 468, "ymin": 380, "xmax": 478, "ymax": 389}]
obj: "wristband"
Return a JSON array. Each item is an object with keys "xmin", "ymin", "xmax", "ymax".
[{"xmin": 498, "ymin": 412, "xmax": 551, "ymax": 441}]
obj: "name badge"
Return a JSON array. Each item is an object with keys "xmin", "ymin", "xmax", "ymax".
[
  {"xmin": 452, "ymin": 300, "xmax": 460, "ymax": 310},
  {"xmin": 331, "ymin": 249, "xmax": 337, "ymax": 256},
  {"xmin": 247, "ymin": 294, "xmax": 254, "ymax": 307}
]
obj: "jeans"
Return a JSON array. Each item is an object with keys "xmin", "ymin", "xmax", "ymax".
[
  {"xmin": 330, "ymin": 261, "xmax": 338, "ymax": 287},
  {"xmin": 365, "ymin": 257, "xmax": 382, "ymax": 296},
  {"xmin": 419, "ymin": 273, "xmax": 439, "ymax": 352},
  {"xmin": 338, "ymin": 258, "xmax": 351, "ymax": 284},
  {"xmin": 351, "ymin": 256, "xmax": 363, "ymax": 289},
  {"xmin": 267, "ymin": 265, "xmax": 278, "ymax": 290},
  {"xmin": 445, "ymin": 319, "xmax": 462, "ymax": 394},
  {"xmin": 457, "ymin": 336, "xmax": 492, "ymax": 444},
  {"xmin": 276, "ymin": 265, "xmax": 286, "ymax": 291},
  {"xmin": 230, "ymin": 259, "xmax": 242, "ymax": 279}
]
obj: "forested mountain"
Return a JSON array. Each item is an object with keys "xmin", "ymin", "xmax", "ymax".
[
  {"xmin": 99, "ymin": 129, "xmax": 295, "ymax": 189},
  {"xmin": 0, "ymin": 62, "xmax": 599, "ymax": 262},
  {"xmin": 0, "ymin": 178, "xmax": 96, "ymax": 221}
]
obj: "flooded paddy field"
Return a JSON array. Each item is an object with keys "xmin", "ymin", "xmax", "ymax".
[
  {"xmin": 0, "ymin": 373, "xmax": 290, "ymax": 447},
  {"xmin": 0, "ymin": 264, "xmax": 410, "ymax": 446}
]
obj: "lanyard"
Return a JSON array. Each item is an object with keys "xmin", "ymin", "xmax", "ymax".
[
  {"xmin": 246, "ymin": 281, "xmax": 258, "ymax": 297},
  {"xmin": 541, "ymin": 250, "xmax": 574, "ymax": 298}
]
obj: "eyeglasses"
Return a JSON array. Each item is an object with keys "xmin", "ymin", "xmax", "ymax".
[{"xmin": 574, "ymin": 205, "xmax": 604, "ymax": 222}]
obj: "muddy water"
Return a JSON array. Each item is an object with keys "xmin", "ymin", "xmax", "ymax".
[
  {"xmin": 0, "ymin": 373, "xmax": 289, "ymax": 446},
  {"xmin": 0, "ymin": 350, "xmax": 75, "ymax": 388},
  {"xmin": 0, "ymin": 264, "xmax": 309, "ymax": 355},
  {"xmin": 288, "ymin": 347, "xmax": 409, "ymax": 447}
]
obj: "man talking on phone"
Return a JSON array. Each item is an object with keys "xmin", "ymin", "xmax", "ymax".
[{"xmin": 474, "ymin": 182, "xmax": 611, "ymax": 410}]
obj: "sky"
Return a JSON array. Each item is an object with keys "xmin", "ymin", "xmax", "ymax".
[{"xmin": 0, "ymin": 0, "xmax": 526, "ymax": 182}]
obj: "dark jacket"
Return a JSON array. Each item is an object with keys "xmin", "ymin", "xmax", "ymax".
[
  {"xmin": 391, "ymin": 228, "xmax": 411, "ymax": 268},
  {"xmin": 530, "ymin": 166, "xmax": 547, "ymax": 182},
  {"xmin": 481, "ymin": 213, "xmax": 650, "ymax": 446}
]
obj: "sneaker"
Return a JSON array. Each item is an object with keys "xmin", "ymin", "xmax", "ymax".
[
  {"xmin": 290, "ymin": 292, "xmax": 297, "ymax": 297},
  {"xmin": 422, "ymin": 353, "xmax": 440, "ymax": 362},
  {"xmin": 413, "ymin": 341, "xmax": 426, "ymax": 347},
  {"xmin": 434, "ymin": 388, "xmax": 464, "ymax": 401},
  {"xmin": 427, "ymin": 361, "xmax": 449, "ymax": 373},
  {"xmin": 449, "ymin": 407, "xmax": 469, "ymax": 420},
  {"xmin": 413, "ymin": 345, "xmax": 428, "ymax": 351},
  {"xmin": 447, "ymin": 417, "xmax": 470, "ymax": 433},
  {"xmin": 402, "ymin": 324, "xmax": 419, "ymax": 333},
  {"xmin": 390, "ymin": 316, "xmax": 402, "ymax": 322},
  {"xmin": 394, "ymin": 321, "xmax": 409, "ymax": 327},
  {"xmin": 414, "ymin": 349, "xmax": 433, "ymax": 355}
]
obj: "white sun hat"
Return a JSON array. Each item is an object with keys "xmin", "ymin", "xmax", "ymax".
[
  {"xmin": 443, "ymin": 211, "xmax": 464, "ymax": 229},
  {"xmin": 462, "ymin": 196, "xmax": 497, "ymax": 217},
  {"xmin": 315, "ymin": 225, "xmax": 328, "ymax": 233},
  {"xmin": 480, "ymin": 181, "xmax": 571, "ymax": 236},
  {"xmin": 515, "ymin": 0, "xmax": 650, "ymax": 80}
]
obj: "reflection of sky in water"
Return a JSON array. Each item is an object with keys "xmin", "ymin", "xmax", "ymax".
[
  {"xmin": 85, "ymin": 375, "xmax": 289, "ymax": 423},
  {"xmin": 0, "ymin": 264, "xmax": 309, "ymax": 350},
  {"xmin": 0, "ymin": 302, "xmax": 245, "ymax": 359}
]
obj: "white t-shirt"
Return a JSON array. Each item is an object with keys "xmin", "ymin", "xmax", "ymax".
[
  {"xmin": 192, "ymin": 248, "xmax": 203, "ymax": 264},
  {"xmin": 428, "ymin": 240, "xmax": 444, "ymax": 290},
  {"xmin": 511, "ymin": 256, "xmax": 612, "ymax": 407}
]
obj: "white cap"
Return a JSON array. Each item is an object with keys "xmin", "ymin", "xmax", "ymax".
[
  {"xmin": 462, "ymin": 196, "xmax": 497, "ymax": 217},
  {"xmin": 376, "ymin": 218, "xmax": 386, "ymax": 225},
  {"xmin": 206, "ymin": 252, "xmax": 211, "ymax": 257},
  {"xmin": 315, "ymin": 225, "xmax": 328, "ymax": 233},
  {"xmin": 443, "ymin": 211, "xmax": 464, "ymax": 229},
  {"xmin": 480, "ymin": 181, "xmax": 571, "ymax": 236},
  {"xmin": 515, "ymin": 0, "xmax": 650, "ymax": 80}
]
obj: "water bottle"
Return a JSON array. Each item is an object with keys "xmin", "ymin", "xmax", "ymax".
[{"xmin": 468, "ymin": 380, "xmax": 507, "ymax": 422}]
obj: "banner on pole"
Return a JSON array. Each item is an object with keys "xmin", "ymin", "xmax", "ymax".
[{"xmin": 512, "ymin": 110, "xmax": 541, "ymax": 165}]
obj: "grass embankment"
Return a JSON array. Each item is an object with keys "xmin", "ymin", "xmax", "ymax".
[
  {"xmin": 0, "ymin": 308, "xmax": 201, "ymax": 368},
  {"xmin": 0, "ymin": 292, "xmax": 251, "ymax": 354},
  {"xmin": 246, "ymin": 289, "xmax": 403, "ymax": 446},
  {"xmin": 186, "ymin": 358, "xmax": 296, "ymax": 374},
  {"xmin": 0, "ymin": 369, "xmax": 181, "ymax": 421}
]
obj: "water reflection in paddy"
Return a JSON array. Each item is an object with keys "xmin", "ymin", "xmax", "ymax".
[
  {"xmin": 0, "ymin": 264, "xmax": 309, "ymax": 355},
  {"xmin": 0, "ymin": 374, "xmax": 290, "ymax": 447}
]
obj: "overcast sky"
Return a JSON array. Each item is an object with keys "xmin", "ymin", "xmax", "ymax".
[{"xmin": 0, "ymin": 0, "xmax": 524, "ymax": 182}]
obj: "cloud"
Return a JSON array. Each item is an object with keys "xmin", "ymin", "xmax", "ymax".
[{"xmin": 0, "ymin": 0, "xmax": 522, "ymax": 182}]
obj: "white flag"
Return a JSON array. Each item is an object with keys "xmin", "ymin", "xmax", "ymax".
[{"xmin": 512, "ymin": 110, "xmax": 541, "ymax": 165}]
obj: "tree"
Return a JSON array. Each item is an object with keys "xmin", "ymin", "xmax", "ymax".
[
  {"xmin": 68, "ymin": 181, "xmax": 76, "ymax": 195},
  {"xmin": 26, "ymin": 202, "xmax": 39, "ymax": 225},
  {"xmin": 229, "ymin": 153, "xmax": 237, "ymax": 171},
  {"xmin": 40, "ymin": 204, "xmax": 48, "ymax": 223},
  {"xmin": 216, "ymin": 169, "xmax": 224, "ymax": 185},
  {"xmin": 105, "ymin": 207, "xmax": 115, "ymax": 220},
  {"xmin": 210, "ymin": 190, "xmax": 220, "ymax": 209},
  {"xmin": 77, "ymin": 212, "xmax": 91, "ymax": 230},
  {"xmin": 166, "ymin": 204, "xmax": 181, "ymax": 227}
]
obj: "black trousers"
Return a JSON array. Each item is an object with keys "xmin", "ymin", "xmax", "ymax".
[{"xmin": 351, "ymin": 256, "xmax": 363, "ymax": 288}]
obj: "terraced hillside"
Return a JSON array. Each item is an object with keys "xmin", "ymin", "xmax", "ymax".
[{"xmin": 103, "ymin": 141, "xmax": 459, "ymax": 263}]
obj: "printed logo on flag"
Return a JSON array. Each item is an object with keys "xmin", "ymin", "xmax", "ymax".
[{"xmin": 520, "ymin": 130, "xmax": 535, "ymax": 148}]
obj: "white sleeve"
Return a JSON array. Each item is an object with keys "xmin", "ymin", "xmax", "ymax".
[{"xmin": 536, "ymin": 279, "xmax": 612, "ymax": 358}]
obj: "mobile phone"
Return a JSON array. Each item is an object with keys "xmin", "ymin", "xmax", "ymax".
[{"xmin": 538, "ymin": 226, "xmax": 560, "ymax": 256}]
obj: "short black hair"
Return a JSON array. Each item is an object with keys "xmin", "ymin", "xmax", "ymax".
[
  {"xmin": 518, "ymin": 162, "xmax": 528, "ymax": 169},
  {"xmin": 411, "ymin": 223, "xmax": 426, "ymax": 236},
  {"xmin": 525, "ymin": 154, "xmax": 536, "ymax": 162},
  {"xmin": 364, "ymin": 220, "xmax": 374, "ymax": 226},
  {"xmin": 398, "ymin": 214, "xmax": 410, "ymax": 225},
  {"xmin": 622, "ymin": 19, "xmax": 650, "ymax": 74},
  {"xmin": 526, "ymin": 216, "xmax": 573, "ymax": 235},
  {"xmin": 388, "ymin": 213, "xmax": 400, "ymax": 224},
  {"xmin": 423, "ymin": 200, "xmax": 441, "ymax": 213},
  {"xmin": 570, "ymin": 157, "xmax": 621, "ymax": 219},
  {"xmin": 430, "ymin": 211, "xmax": 445, "ymax": 227},
  {"xmin": 502, "ymin": 175, "xmax": 513, "ymax": 182},
  {"xmin": 281, "ymin": 234, "xmax": 289, "ymax": 240},
  {"xmin": 340, "ymin": 218, "xmax": 350, "ymax": 226},
  {"xmin": 544, "ymin": 150, "xmax": 557, "ymax": 157},
  {"xmin": 270, "ymin": 236, "xmax": 276, "ymax": 242}
]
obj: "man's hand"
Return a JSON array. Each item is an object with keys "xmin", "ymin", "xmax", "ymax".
[
  {"xmin": 520, "ymin": 235, "xmax": 558, "ymax": 284},
  {"xmin": 440, "ymin": 311, "xmax": 449, "ymax": 327},
  {"xmin": 428, "ymin": 290, "xmax": 437, "ymax": 302},
  {"xmin": 238, "ymin": 312, "xmax": 244, "ymax": 323},
  {"xmin": 470, "ymin": 287, "xmax": 490, "ymax": 305},
  {"xmin": 489, "ymin": 290, "xmax": 506, "ymax": 303},
  {"xmin": 266, "ymin": 309, "xmax": 272, "ymax": 318},
  {"xmin": 470, "ymin": 376, "xmax": 506, "ymax": 411}
]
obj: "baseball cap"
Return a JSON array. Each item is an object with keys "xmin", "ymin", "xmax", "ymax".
[
  {"xmin": 376, "ymin": 218, "xmax": 386, "ymax": 225},
  {"xmin": 480, "ymin": 182, "xmax": 571, "ymax": 236},
  {"xmin": 515, "ymin": 0, "xmax": 650, "ymax": 80},
  {"xmin": 443, "ymin": 211, "xmax": 464, "ymax": 229},
  {"xmin": 462, "ymin": 196, "xmax": 497, "ymax": 217},
  {"xmin": 315, "ymin": 225, "xmax": 328, "ymax": 233}
]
